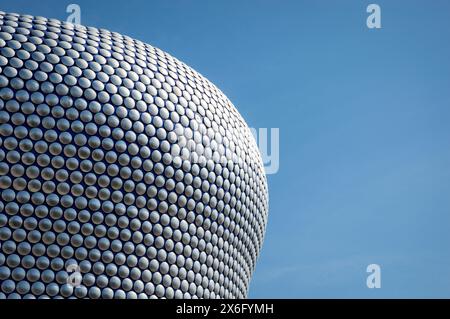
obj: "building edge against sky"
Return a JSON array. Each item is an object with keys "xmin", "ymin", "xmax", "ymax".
[{"xmin": 0, "ymin": 11, "xmax": 269, "ymax": 299}]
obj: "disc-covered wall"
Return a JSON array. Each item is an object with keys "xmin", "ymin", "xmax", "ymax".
[{"xmin": 0, "ymin": 11, "xmax": 268, "ymax": 299}]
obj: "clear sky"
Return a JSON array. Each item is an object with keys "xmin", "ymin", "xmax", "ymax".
[{"xmin": 3, "ymin": 0, "xmax": 450, "ymax": 298}]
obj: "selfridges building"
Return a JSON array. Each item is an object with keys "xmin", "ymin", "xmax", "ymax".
[{"xmin": 0, "ymin": 11, "xmax": 269, "ymax": 299}]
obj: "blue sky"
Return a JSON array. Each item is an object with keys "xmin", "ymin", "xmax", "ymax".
[{"xmin": 3, "ymin": 0, "xmax": 450, "ymax": 298}]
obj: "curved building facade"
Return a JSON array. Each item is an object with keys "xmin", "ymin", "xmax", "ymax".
[{"xmin": 0, "ymin": 12, "xmax": 268, "ymax": 299}]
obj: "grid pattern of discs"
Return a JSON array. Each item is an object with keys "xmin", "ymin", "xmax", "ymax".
[{"xmin": 0, "ymin": 12, "xmax": 268, "ymax": 299}]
